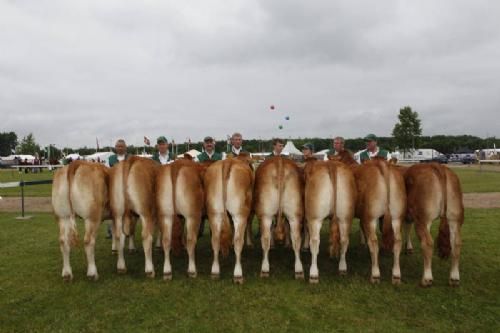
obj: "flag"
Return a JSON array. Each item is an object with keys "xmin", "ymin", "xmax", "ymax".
[
  {"xmin": 96, "ymin": 137, "xmax": 99, "ymax": 151},
  {"xmin": 144, "ymin": 136, "xmax": 151, "ymax": 146}
]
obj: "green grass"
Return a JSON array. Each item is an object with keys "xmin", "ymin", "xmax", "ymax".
[
  {"xmin": 0, "ymin": 169, "xmax": 54, "ymax": 197},
  {"xmin": 450, "ymin": 168, "xmax": 500, "ymax": 193},
  {"xmin": 1, "ymin": 210, "xmax": 499, "ymax": 332}
]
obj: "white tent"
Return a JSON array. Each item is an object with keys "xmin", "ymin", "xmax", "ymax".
[
  {"xmin": 0, "ymin": 154, "xmax": 36, "ymax": 162},
  {"xmin": 282, "ymin": 141, "xmax": 302, "ymax": 155},
  {"xmin": 185, "ymin": 149, "xmax": 201, "ymax": 158},
  {"xmin": 84, "ymin": 152, "xmax": 114, "ymax": 166},
  {"xmin": 65, "ymin": 153, "xmax": 82, "ymax": 160}
]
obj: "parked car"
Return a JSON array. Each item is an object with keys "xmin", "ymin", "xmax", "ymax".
[
  {"xmin": 420, "ymin": 155, "xmax": 448, "ymax": 164},
  {"xmin": 461, "ymin": 156, "xmax": 476, "ymax": 164}
]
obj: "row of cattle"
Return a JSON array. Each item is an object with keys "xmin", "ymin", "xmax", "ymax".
[{"xmin": 52, "ymin": 152, "xmax": 464, "ymax": 286}]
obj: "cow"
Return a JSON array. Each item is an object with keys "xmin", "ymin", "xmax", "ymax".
[
  {"xmin": 52, "ymin": 161, "xmax": 109, "ymax": 281},
  {"xmin": 332, "ymin": 151, "xmax": 406, "ymax": 284},
  {"xmin": 304, "ymin": 159, "xmax": 357, "ymax": 283},
  {"xmin": 156, "ymin": 158, "xmax": 205, "ymax": 279},
  {"xmin": 204, "ymin": 155, "xmax": 254, "ymax": 283},
  {"xmin": 253, "ymin": 156, "xmax": 304, "ymax": 279},
  {"xmin": 109, "ymin": 156, "xmax": 158, "ymax": 277},
  {"xmin": 405, "ymin": 163, "xmax": 464, "ymax": 287}
]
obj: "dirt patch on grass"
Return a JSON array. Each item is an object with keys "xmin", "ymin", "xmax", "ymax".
[{"xmin": 1, "ymin": 193, "xmax": 499, "ymax": 212}]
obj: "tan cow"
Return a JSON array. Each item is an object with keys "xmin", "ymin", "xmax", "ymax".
[
  {"xmin": 109, "ymin": 156, "xmax": 158, "ymax": 277},
  {"xmin": 204, "ymin": 155, "xmax": 254, "ymax": 283},
  {"xmin": 405, "ymin": 163, "xmax": 464, "ymax": 286},
  {"xmin": 254, "ymin": 156, "xmax": 304, "ymax": 279},
  {"xmin": 332, "ymin": 151, "xmax": 406, "ymax": 284},
  {"xmin": 304, "ymin": 159, "xmax": 357, "ymax": 283},
  {"xmin": 156, "ymin": 158, "xmax": 205, "ymax": 279},
  {"xmin": 52, "ymin": 161, "xmax": 109, "ymax": 281}
]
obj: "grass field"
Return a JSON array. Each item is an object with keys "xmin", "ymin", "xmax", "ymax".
[
  {"xmin": 1, "ymin": 209, "xmax": 499, "ymax": 332},
  {"xmin": 1, "ymin": 164, "xmax": 499, "ymax": 198}
]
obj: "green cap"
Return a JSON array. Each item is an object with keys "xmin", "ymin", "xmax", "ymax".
[
  {"xmin": 302, "ymin": 143, "xmax": 314, "ymax": 151},
  {"xmin": 157, "ymin": 136, "xmax": 168, "ymax": 144},
  {"xmin": 364, "ymin": 134, "xmax": 377, "ymax": 141},
  {"xmin": 204, "ymin": 136, "xmax": 214, "ymax": 142}
]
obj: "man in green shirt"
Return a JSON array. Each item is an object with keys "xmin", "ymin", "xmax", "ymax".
[
  {"xmin": 266, "ymin": 138, "xmax": 286, "ymax": 159},
  {"xmin": 227, "ymin": 132, "xmax": 248, "ymax": 158},
  {"xmin": 358, "ymin": 134, "xmax": 390, "ymax": 164},
  {"xmin": 108, "ymin": 139, "xmax": 129, "ymax": 167},
  {"xmin": 152, "ymin": 136, "xmax": 174, "ymax": 165},
  {"xmin": 195, "ymin": 136, "xmax": 224, "ymax": 162}
]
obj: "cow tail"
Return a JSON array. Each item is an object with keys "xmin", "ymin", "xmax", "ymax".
[
  {"xmin": 379, "ymin": 161, "xmax": 394, "ymax": 252},
  {"xmin": 121, "ymin": 158, "xmax": 134, "ymax": 236},
  {"xmin": 432, "ymin": 164, "xmax": 451, "ymax": 259},
  {"xmin": 66, "ymin": 162, "xmax": 81, "ymax": 247},
  {"xmin": 328, "ymin": 162, "xmax": 340, "ymax": 258},
  {"xmin": 274, "ymin": 158, "xmax": 287, "ymax": 242},
  {"xmin": 220, "ymin": 160, "xmax": 233, "ymax": 257},
  {"xmin": 171, "ymin": 162, "xmax": 184, "ymax": 256}
]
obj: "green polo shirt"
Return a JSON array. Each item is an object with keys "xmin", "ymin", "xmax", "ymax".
[
  {"xmin": 359, "ymin": 149, "xmax": 389, "ymax": 163},
  {"xmin": 109, "ymin": 154, "xmax": 129, "ymax": 167},
  {"xmin": 197, "ymin": 151, "xmax": 223, "ymax": 162},
  {"xmin": 152, "ymin": 151, "xmax": 174, "ymax": 165}
]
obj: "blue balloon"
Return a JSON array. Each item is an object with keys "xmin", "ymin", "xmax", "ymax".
[{"xmin": 285, "ymin": 116, "xmax": 290, "ymax": 120}]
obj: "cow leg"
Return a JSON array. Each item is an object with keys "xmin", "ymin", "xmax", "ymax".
[
  {"xmin": 83, "ymin": 218, "xmax": 100, "ymax": 280},
  {"xmin": 245, "ymin": 213, "xmax": 254, "ymax": 248},
  {"xmin": 338, "ymin": 218, "xmax": 351, "ymax": 275},
  {"xmin": 359, "ymin": 221, "xmax": 367, "ymax": 246},
  {"xmin": 415, "ymin": 219, "xmax": 434, "ymax": 287},
  {"xmin": 128, "ymin": 218, "xmax": 137, "ymax": 253},
  {"xmin": 140, "ymin": 215, "xmax": 155, "ymax": 278},
  {"xmin": 302, "ymin": 221, "xmax": 310, "ymax": 252},
  {"xmin": 186, "ymin": 216, "xmax": 200, "ymax": 278},
  {"xmin": 308, "ymin": 218, "xmax": 322, "ymax": 283},
  {"xmin": 114, "ymin": 216, "xmax": 127, "ymax": 274},
  {"xmin": 58, "ymin": 216, "xmax": 76, "ymax": 281},
  {"xmin": 260, "ymin": 216, "xmax": 273, "ymax": 277},
  {"xmin": 155, "ymin": 233, "xmax": 162, "ymax": 250},
  {"xmin": 209, "ymin": 214, "xmax": 222, "ymax": 279},
  {"xmin": 366, "ymin": 218, "xmax": 381, "ymax": 283},
  {"xmin": 284, "ymin": 221, "xmax": 292, "ymax": 248},
  {"xmin": 233, "ymin": 214, "xmax": 247, "ymax": 283},
  {"xmin": 160, "ymin": 215, "xmax": 173, "ymax": 280},
  {"xmin": 449, "ymin": 218, "xmax": 462, "ymax": 286},
  {"xmin": 391, "ymin": 217, "xmax": 403, "ymax": 285},
  {"xmin": 288, "ymin": 216, "xmax": 304, "ymax": 279},
  {"xmin": 403, "ymin": 220, "xmax": 414, "ymax": 254},
  {"xmin": 110, "ymin": 220, "xmax": 117, "ymax": 253}
]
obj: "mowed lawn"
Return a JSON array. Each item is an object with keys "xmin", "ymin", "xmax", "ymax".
[
  {"xmin": 1, "ymin": 164, "xmax": 500, "ymax": 198},
  {"xmin": 0, "ymin": 209, "xmax": 499, "ymax": 332}
]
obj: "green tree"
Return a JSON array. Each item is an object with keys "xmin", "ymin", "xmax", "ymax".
[
  {"xmin": 16, "ymin": 133, "xmax": 41, "ymax": 155},
  {"xmin": 0, "ymin": 131, "xmax": 18, "ymax": 156},
  {"xmin": 392, "ymin": 106, "xmax": 422, "ymax": 155}
]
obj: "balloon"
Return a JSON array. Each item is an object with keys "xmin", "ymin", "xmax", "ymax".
[
  {"xmin": 270, "ymin": 105, "xmax": 275, "ymax": 110},
  {"xmin": 285, "ymin": 116, "xmax": 290, "ymax": 120},
  {"xmin": 278, "ymin": 125, "xmax": 283, "ymax": 130}
]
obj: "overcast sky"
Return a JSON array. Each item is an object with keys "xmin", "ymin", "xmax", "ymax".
[{"xmin": 1, "ymin": 0, "xmax": 499, "ymax": 148}]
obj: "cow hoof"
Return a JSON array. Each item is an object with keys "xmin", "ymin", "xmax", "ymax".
[
  {"xmin": 128, "ymin": 249, "xmax": 137, "ymax": 254},
  {"xmin": 370, "ymin": 276, "xmax": 381, "ymax": 284},
  {"xmin": 233, "ymin": 276, "xmax": 244, "ymax": 284},
  {"xmin": 309, "ymin": 276, "xmax": 319, "ymax": 284},
  {"xmin": 87, "ymin": 274, "xmax": 99, "ymax": 281},
  {"xmin": 146, "ymin": 271, "xmax": 155, "ymax": 279},
  {"xmin": 295, "ymin": 271, "xmax": 305, "ymax": 280},
  {"xmin": 117, "ymin": 268, "xmax": 127, "ymax": 274},
  {"xmin": 339, "ymin": 270, "xmax": 347, "ymax": 276},
  {"xmin": 392, "ymin": 276, "xmax": 402, "ymax": 285},
  {"xmin": 111, "ymin": 250, "xmax": 117, "ymax": 255},
  {"xmin": 188, "ymin": 271, "xmax": 197, "ymax": 278},
  {"xmin": 211, "ymin": 273, "xmax": 220, "ymax": 280},
  {"xmin": 449, "ymin": 279, "xmax": 460, "ymax": 287},
  {"xmin": 260, "ymin": 271, "xmax": 270, "ymax": 278},
  {"xmin": 405, "ymin": 248, "xmax": 414, "ymax": 255},
  {"xmin": 62, "ymin": 274, "xmax": 73, "ymax": 282},
  {"xmin": 163, "ymin": 273, "xmax": 172, "ymax": 281},
  {"xmin": 420, "ymin": 279, "xmax": 433, "ymax": 287}
]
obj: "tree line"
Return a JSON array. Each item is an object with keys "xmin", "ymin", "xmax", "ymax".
[{"xmin": 1, "ymin": 107, "xmax": 499, "ymax": 159}]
